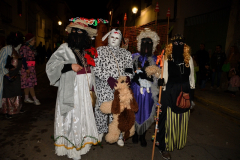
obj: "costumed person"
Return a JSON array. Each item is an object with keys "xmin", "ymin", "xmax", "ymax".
[
  {"xmin": 131, "ymin": 28, "xmax": 160, "ymax": 147},
  {"xmin": 46, "ymin": 19, "xmax": 99, "ymax": 160},
  {"xmin": 0, "ymin": 32, "xmax": 25, "ymax": 118},
  {"xmin": 20, "ymin": 33, "xmax": 40, "ymax": 105},
  {"xmin": 156, "ymin": 34, "xmax": 195, "ymax": 160},
  {"xmin": 93, "ymin": 28, "xmax": 133, "ymax": 147}
]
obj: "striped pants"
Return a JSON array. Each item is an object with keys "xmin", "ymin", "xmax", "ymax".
[{"xmin": 157, "ymin": 106, "xmax": 190, "ymax": 151}]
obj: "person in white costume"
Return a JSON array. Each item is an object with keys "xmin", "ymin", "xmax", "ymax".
[
  {"xmin": 46, "ymin": 19, "xmax": 99, "ymax": 160},
  {"xmin": 93, "ymin": 29, "xmax": 133, "ymax": 147}
]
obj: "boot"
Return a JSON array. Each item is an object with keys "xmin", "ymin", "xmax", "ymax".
[
  {"xmin": 132, "ymin": 131, "xmax": 138, "ymax": 144},
  {"xmin": 139, "ymin": 131, "xmax": 147, "ymax": 147}
]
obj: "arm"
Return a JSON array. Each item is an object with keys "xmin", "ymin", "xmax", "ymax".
[
  {"xmin": 124, "ymin": 50, "xmax": 133, "ymax": 79},
  {"xmin": 0, "ymin": 46, "xmax": 11, "ymax": 75},
  {"xmin": 189, "ymin": 57, "xmax": 195, "ymax": 89},
  {"xmin": 46, "ymin": 44, "xmax": 74, "ymax": 86}
]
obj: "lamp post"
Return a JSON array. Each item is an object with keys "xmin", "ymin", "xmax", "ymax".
[{"xmin": 132, "ymin": 7, "xmax": 138, "ymax": 26}]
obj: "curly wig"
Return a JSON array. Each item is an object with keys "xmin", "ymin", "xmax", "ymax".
[
  {"xmin": 165, "ymin": 43, "xmax": 191, "ymax": 67},
  {"xmin": 137, "ymin": 28, "xmax": 160, "ymax": 54}
]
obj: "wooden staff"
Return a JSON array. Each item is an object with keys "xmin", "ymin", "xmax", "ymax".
[
  {"xmin": 151, "ymin": 49, "xmax": 165, "ymax": 160},
  {"xmin": 166, "ymin": 8, "xmax": 170, "ymax": 45},
  {"xmin": 123, "ymin": 13, "xmax": 127, "ymax": 37}
]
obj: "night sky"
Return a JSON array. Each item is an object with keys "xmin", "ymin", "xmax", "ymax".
[{"xmin": 65, "ymin": 0, "xmax": 110, "ymax": 20}]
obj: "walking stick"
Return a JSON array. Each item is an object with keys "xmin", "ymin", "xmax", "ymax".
[{"xmin": 151, "ymin": 49, "xmax": 165, "ymax": 160}]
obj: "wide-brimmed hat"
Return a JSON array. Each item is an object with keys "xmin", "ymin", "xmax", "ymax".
[{"xmin": 65, "ymin": 19, "xmax": 97, "ymax": 38}]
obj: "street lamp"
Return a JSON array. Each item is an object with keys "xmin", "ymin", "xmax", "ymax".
[
  {"xmin": 58, "ymin": 21, "xmax": 62, "ymax": 26},
  {"xmin": 132, "ymin": 7, "xmax": 138, "ymax": 26},
  {"xmin": 132, "ymin": 7, "xmax": 138, "ymax": 14}
]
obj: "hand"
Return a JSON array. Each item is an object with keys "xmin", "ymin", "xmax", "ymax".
[
  {"xmin": 71, "ymin": 64, "xmax": 83, "ymax": 72},
  {"xmin": 5, "ymin": 74, "xmax": 9, "ymax": 77}
]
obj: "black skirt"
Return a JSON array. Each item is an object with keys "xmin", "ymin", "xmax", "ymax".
[{"xmin": 161, "ymin": 81, "xmax": 191, "ymax": 114}]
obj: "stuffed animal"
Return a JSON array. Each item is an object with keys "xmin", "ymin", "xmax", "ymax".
[
  {"xmin": 100, "ymin": 76, "xmax": 139, "ymax": 143},
  {"xmin": 145, "ymin": 65, "xmax": 162, "ymax": 79}
]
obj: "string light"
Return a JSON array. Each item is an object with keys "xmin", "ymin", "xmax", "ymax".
[{"xmin": 69, "ymin": 17, "xmax": 109, "ymax": 26}]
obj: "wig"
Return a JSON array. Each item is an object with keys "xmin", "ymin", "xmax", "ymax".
[
  {"xmin": 165, "ymin": 43, "xmax": 191, "ymax": 67},
  {"xmin": 137, "ymin": 28, "xmax": 160, "ymax": 54},
  {"xmin": 67, "ymin": 28, "xmax": 92, "ymax": 53},
  {"xmin": 6, "ymin": 32, "xmax": 24, "ymax": 47}
]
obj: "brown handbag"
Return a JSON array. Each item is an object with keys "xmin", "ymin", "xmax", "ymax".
[{"xmin": 176, "ymin": 87, "xmax": 191, "ymax": 109}]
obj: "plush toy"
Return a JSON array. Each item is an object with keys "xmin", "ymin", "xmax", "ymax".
[
  {"xmin": 145, "ymin": 65, "xmax": 162, "ymax": 79},
  {"xmin": 100, "ymin": 76, "xmax": 139, "ymax": 143}
]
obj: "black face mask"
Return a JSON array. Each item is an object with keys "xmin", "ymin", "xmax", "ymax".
[
  {"xmin": 140, "ymin": 38, "xmax": 153, "ymax": 57},
  {"xmin": 67, "ymin": 28, "xmax": 91, "ymax": 53},
  {"xmin": 172, "ymin": 40, "xmax": 184, "ymax": 63}
]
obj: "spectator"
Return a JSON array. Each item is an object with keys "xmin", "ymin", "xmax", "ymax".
[
  {"xmin": 225, "ymin": 68, "xmax": 240, "ymax": 97},
  {"xmin": 200, "ymin": 62, "xmax": 211, "ymax": 90},
  {"xmin": 196, "ymin": 43, "xmax": 209, "ymax": 84},
  {"xmin": 0, "ymin": 32, "xmax": 25, "ymax": 118},
  {"xmin": 226, "ymin": 46, "xmax": 240, "ymax": 81},
  {"xmin": 20, "ymin": 33, "xmax": 40, "ymax": 105},
  {"xmin": 210, "ymin": 45, "xmax": 226, "ymax": 90}
]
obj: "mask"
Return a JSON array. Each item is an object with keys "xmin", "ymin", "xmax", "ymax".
[
  {"xmin": 140, "ymin": 38, "xmax": 153, "ymax": 57},
  {"xmin": 172, "ymin": 40, "xmax": 184, "ymax": 63},
  {"xmin": 108, "ymin": 32, "xmax": 121, "ymax": 47}
]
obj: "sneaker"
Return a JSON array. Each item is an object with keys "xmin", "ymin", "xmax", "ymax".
[
  {"xmin": 117, "ymin": 139, "xmax": 124, "ymax": 147},
  {"xmin": 24, "ymin": 98, "xmax": 34, "ymax": 103},
  {"xmin": 34, "ymin": 99, "xmax": 41, "ymax": 105},
  {"xmin": 5, "ymin": 114, "xmax": 13, "ymax": 119},
  {"xmin": 159, "ymin": 150, "xmax": 171, "ymax": 160}
]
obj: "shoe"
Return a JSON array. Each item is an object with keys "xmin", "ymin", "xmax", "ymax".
[
  {"xmin": 159, "ymin": 150, "xmax": 171, "ymax": 160},
  {"xmin": 132, "ymin": 132, "xmax": 138, "ymax": 144},
  {"xmin": 34, "ymin": 99, "xmax": 41, "ymax": 105},
  {"xmin": 24, "ymin": 98, "xmax": 34, "ymax": 103},
  {"xmin": 139, "ymin": 132, "xmax": 147, "ymax": 147},
  {"xmin": 5, "ymin": 114, "xmax": 13, "ymax": 119},
  {"xmin": 117, "ymin": 139, "xmax": 124, "ymax": 147},
  {"xmin": 19, "ymin": 109, "xmax": 26, "ymax": 113}
]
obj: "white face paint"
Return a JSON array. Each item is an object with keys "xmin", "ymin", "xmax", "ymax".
[{"xmin": 108, "ymin": 32, "xmax": 121, "ymax": 47}]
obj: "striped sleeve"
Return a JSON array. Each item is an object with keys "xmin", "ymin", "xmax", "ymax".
[{"xmin": 0, "ymin": 46, "xmax": 12, "ymax": 75}]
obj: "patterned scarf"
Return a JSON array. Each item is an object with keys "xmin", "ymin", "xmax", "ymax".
[{"xmin": 73, "ymin": 48, "xmax": 88, "ymax": 67}]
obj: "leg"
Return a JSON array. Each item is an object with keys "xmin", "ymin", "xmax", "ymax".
[
  {"xmin": 139, "ymin": 131, "xmax": 147, "ymax": 147},
  {"xmin": 217, "ymin": 71, "xmax": 222, "ymax": 88},
  {"xmin": 30, "ymin": 87, "xmax": 41, "ymax": 105},
  {"xmin": 105, "ymin": 119, "xmax": 120, "ymax": 143},
  {"xmin": 211, "ymin": 71, "xmax": 216, "ymax": 87}
]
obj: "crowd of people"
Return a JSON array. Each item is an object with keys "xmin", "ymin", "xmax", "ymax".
[
  {"xmin": 194, "ymin": 43, "xmax": 240, "ymax": 97},
  {"xmin": 1, "ymin": 19, "xmax": 239, "ymax": 160},
  {"xmin": 0, "ymin": 32, "xmax": 41, "ymax": 119}
]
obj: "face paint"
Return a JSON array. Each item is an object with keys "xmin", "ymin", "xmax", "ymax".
[{"xmin": 108, "ymin": 31, "xmax": 122, "ymax": 47}]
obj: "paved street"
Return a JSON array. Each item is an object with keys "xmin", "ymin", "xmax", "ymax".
[{"xmin": 0, "ymin": 68, "xmax": 240, "ymax": 160}]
